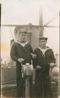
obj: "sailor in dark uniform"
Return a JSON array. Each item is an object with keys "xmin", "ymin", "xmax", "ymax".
[
  {"xmin": 10, "ymin": 27, "xmax": 33, "ymax": 98},
  {"xmin": 33, "ymin": 37, "xmax": 56, "ymax": 98}
]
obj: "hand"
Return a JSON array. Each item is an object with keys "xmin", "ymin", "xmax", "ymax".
[
  {"xmin": 49, "ymin": 63, "xmax": 56, "ymax": 68},
  {"xmin": 31, "ymin": 53, "xmax": 37, "ymax": 58},
  {"xmin": 36, "ymin": 65, "xmax": 41, "ymax": 69},
  {"xmin": 18, "ymin": 58, "xmax": 24, "ymax": 63}
]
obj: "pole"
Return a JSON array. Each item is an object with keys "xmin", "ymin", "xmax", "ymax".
[{"xmin": 25, "ymin": 76, "xmax": 30, "ymax": 98}]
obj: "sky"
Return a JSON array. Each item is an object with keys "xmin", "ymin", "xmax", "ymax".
[
  {"xmin": 1, "ymin": 0, "xmax": 59, "ymax": 61},
  {"xmin": 1, "ymin": 0, "xmax": 59, "ymax": 25}
]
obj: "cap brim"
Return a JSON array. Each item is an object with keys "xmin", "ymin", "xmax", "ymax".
[{"xmin": 39, "ymin": 37, "xmax": 48, "ymax": 40}]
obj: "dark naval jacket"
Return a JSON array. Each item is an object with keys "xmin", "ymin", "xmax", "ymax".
[
  {"xmin": 10, "ymin": 42, "xmax": 33, "ymax": 70},
  {"xmin": 33, "ymin": 47, "xmax": 56, "ymax": 73},
  {"xmin": 10, "ymin": 42, "xmax": 33, "ymax": 97},
  {"xmin": 33, "ymin": 47, "xmax": 56, "ymax": 97}
]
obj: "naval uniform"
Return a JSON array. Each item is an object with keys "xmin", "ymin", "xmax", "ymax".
[
  {"xmin": 33, "ymin": 47, "xmax": 56, "ymax": 98},
  {"xmin": 10, "ymin": 42, "xmax": 33, "ymax": 98}
]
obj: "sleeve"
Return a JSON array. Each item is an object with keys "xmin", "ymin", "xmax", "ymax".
[
  {"xmin": 33, "ymin": 49, "xmax": 38, "ymax": 68},
  {"xmin": 28, "ymin": 44, "xmax": 33, "ymax": 59},
  {"xmin": 29, "ymin": 44, "xmax": 33, "ymax": 53},
  {"xmin": 10, "ymin": 44, "xmax": 18, "ymax": 62},
  {"xmin": 47, "ymin": 49, "xmax": 56, "ymax": 63}
]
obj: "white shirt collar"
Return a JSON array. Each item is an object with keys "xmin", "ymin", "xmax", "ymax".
[
  {"xmin": 15, "ymin": 40, "xmax": 28, "ymax": 47},
  {"xmin": 38, "ymin": 47, "xmax": 50, "ymax": 55}
]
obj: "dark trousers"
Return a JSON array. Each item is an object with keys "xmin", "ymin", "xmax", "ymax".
[
  {"xmin": 35, "ymin": 70, "xmax": 53, "ymax": 98},
  {"xmin": 16, "ymin": 71, "xmax": 25, "ymax": 97}
]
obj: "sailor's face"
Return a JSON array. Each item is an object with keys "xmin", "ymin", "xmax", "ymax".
[
  {"xmin": 17, "ymin": 32, "xmax": 27, "ymax": 43},
  {"xmin": 39, "ymin": 40, "xmax": 47, "ymax": 48}
]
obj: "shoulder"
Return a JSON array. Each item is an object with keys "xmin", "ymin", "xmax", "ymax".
[
  {"xmin": 26, "ymin": 42, "xmax": 31, "ymax": 46},
  {"xmin": 46, "ymin": 46, "xmax": 54, "ymax": 53},
  {"xmin": 34, "ymin": 48, "xmax": 41, "ymax": 53},
  {"xmin": 11, "ymin": 42, "xmax": 20, "ymax": 48},
  {"xmin": 26, "ymin": 42, "xmax": 32, "ymax": 49}
]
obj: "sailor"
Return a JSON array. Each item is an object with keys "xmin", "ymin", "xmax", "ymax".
[
  {"xmin": 10, "ymin": 27, "xmax": 33, "ymax": 98},
  {"xmin": 33, "ymin": 37, "xmax": 56, "ymax": 98}
]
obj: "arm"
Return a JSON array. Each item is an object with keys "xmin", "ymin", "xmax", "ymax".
[
  {"xmin": 46, "ymin": 49, "xmax": 56, "ymax": 63},
  {"xmin": 10, "ymin": 44, "xmax": 24, "ymax": 63},
  {"xmin": 33, "ymin": 49, "xmax": 38, "ymax": 68},
  {"xmin": 48, "ymin": 49, "xmax": 56, "ymax": 67},
  {"xmin": 10, "ymin": 44, "xmax": 18, "ymax": 62}
]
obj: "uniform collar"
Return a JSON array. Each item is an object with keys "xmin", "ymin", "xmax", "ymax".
[
  {"xmin": 15, "ymin": 40, "xmax": 28, "ymax": 47},
  {"xmin": 38, "ymin": 47, "xmax": 50, "ymax": 55}
]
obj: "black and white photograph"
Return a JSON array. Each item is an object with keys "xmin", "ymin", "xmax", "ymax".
[{"xmin": 1, "ymin": 0, "xmax": 60, "ymax": 98}]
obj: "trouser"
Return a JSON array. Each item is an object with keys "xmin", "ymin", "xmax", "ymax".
[
  {"xmin": 17, "ymin": 72, "xmax": 25, "ymax": 97},
  {"xmin": 35, "ymin": 71, "xmax": 53, "ymax": 98}
]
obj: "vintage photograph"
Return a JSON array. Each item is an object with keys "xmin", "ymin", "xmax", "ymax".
[{"xmin": 1, "ymin": 0, "xmax": 60, "ymax": 98}]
